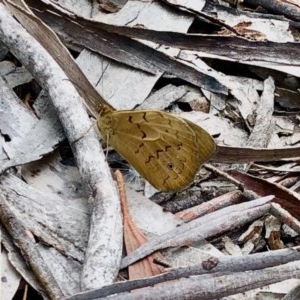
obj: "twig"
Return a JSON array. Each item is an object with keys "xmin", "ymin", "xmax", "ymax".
[
  {"xmin": 120, "ymin": 195, "xmax": 273, "ymax": 269},
  {"xmin": 64, "ymin": 247, "xmax": 300, "ymax": 300},
  {"xmin": 175, "ymin": 190, "xmax": 244, "ymax": 222},
  {"xmin": 0, "ymin": 194, "xmax": 63, "ymax": 299},
  {"xmin": 0, "ymin": 3, "xmax": 122, "ymax": 290}
]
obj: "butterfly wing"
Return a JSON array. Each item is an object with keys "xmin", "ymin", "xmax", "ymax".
[
  {"xmin": 183, "ymin": 118, "xmax": 216, "ymax": 164},
  {"xmin": 98, "ymin": 109, "xmax": 215, "ymax": 192}
]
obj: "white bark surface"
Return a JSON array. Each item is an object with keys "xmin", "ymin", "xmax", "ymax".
[{"xmin": 0, "ymin": 3, "xmax": 122, "ymax": 291}]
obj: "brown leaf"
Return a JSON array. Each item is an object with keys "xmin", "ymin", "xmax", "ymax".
[
  {"xmin": 115, "ymin": 170, "xmax": 164, "ymax": 279},
  {"xmin": 227, "ymin": 170, "xmax": 300, "ymax": 220},
  {"xmin": 214, "ymin": 145, "xmax": 300, "ymax": 163}
]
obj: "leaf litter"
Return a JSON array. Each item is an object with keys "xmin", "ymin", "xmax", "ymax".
[{"xmin": 1, "ymin": 0, "xmax": 300, "ymax": 299}]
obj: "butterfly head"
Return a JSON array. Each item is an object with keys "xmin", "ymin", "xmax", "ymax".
[{"xmin": 96, "ymin": 104, "xmax": 116, "ymax": 141}]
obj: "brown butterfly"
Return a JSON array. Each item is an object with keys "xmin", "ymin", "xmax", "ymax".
[{"xmin": 97, "ymin": 105, "xmax": 216, "ymax": 192}]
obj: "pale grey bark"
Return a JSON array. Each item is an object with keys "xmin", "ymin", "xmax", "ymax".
[{"xmin": 0, "ymin": 3, "xmax": 122, "ymax": 292}]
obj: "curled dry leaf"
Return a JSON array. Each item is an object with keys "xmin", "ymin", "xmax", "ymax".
[
  {"xmin": 114, "ymin": 170, "xmax": 165, "ymax": 279},
  {"xmin": 227, "ymin": 170, "xmax": 300, "ymax": 220}
]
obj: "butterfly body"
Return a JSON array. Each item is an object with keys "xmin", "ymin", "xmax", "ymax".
[{"xmin": 97, "ymin": 106, "xmax": 216, "ymax": 192}]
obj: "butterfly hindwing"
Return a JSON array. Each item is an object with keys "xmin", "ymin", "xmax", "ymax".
[{"xmin": 183, "ymin": 118, "xmax": 216, "ymax": 164}]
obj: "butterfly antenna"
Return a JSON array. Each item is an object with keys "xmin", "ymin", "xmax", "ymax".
[
  {"xmin": 101, "ymin": 57, "xmax": 104, "ymax": 98},
  {"xmin": 72, "ymin": 120, "xmax": 97, "ymax": 144},
  {"xmin": 105, "ymin": 133, "xmax": 110, "ymax": 161}
]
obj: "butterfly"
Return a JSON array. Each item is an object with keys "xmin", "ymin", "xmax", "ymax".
[{"xmin": 97, "ymin": 105, "xmax": 216, "ymax": 192}]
